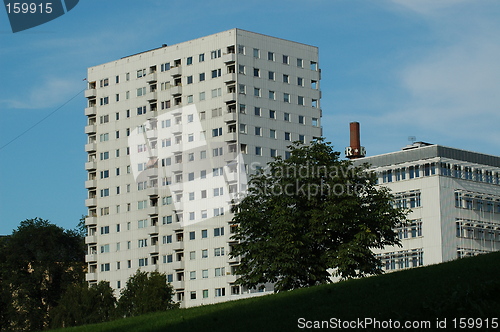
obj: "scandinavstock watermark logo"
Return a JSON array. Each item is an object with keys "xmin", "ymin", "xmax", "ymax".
[{"xmin": 4, "ymin": 0, "xmax": 79, "ymax": 33}]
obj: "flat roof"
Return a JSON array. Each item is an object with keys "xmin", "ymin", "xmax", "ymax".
[{"xmin": 354, "ymin": 145, "xmax": 500, "ymax": 168}]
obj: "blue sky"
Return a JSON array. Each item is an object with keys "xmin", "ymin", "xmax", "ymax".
[{"xmin": 1, "ymin": 0, "xmax": 499, "ymax": 234}]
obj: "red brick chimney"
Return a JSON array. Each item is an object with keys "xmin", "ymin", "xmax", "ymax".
[{"xmin": 345, "ymin": 122, "xmax": 366, "ymax": 159}]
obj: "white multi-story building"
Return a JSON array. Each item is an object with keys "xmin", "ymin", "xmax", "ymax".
[
  {"xmin": 354, "ymin": 142, "xmax": 500, "ymax": 271},
  {"xmin": 84, "ymin": 29, "xmax": 321, "ymax": 307}
]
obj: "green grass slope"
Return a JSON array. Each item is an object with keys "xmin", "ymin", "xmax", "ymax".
[{"xmin": 55, "ymin": 252, "xmax": 500, "ymax": 332}]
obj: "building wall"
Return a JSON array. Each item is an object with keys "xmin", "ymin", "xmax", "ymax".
[
  {"xmin": 361, "ymin": 149, "xmax": 500, "ymax": 272},
  {"xmin": 84, "ymin": 29, "xmax": 321, "ymax": 307}
]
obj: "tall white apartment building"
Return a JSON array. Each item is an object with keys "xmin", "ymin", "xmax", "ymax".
[
  {"xmin": 84, "ymin": 29, "xmax": 321, "ymax": 307},
  {"xmin": 354, "ymin": 142, "xmax": 500, "ymax": 271}
]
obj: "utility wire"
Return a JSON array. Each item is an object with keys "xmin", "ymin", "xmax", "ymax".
[{"xmin": 0, "ymin": 87, "xmax": 86, "ymax": 151}]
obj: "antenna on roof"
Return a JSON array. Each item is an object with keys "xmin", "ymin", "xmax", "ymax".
[{"xmin": 408, "ymin": 136, "xmax": 416, "ymax": 144}]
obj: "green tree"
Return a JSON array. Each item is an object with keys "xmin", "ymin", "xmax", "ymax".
[
  {"xmin": 51, "ymin": 281, "xmax": 117, "ymax": 328},
  {"xmin": 230, "ymin": 139, "xmax": 408, "ymax": 292},
  {"xmin": 117, "ymin": 270, "xmax": 178, "ymax": 317},
  {"xmin": 0, "ymin": 218, "xmax": 85, "ymax": 330}
]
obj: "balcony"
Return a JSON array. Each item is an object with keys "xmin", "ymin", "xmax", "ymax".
[
  {"xmin": 146, "ymin": 72, "xmax": 157, "ymax": 83},
  {"xmin": 85, "ymin": 235, "xmax": 97, "ymax": 244},
  {"xmin": 224, "ymin": 112, "xmax": 237, "ymax": 123},
  {"xmin": 171, "ymin": 124, "xmax": 182, "ymax": 134},
  {"xmin": 149, "ymin": 224, "xmax": 159, "ymax": 235},
  {"xmin": 172, "ymin": 241, "xmax": 184, "ymax": 251},
  {"xmin": 85, "ymin": 89, "xmax": 96, "ymax": 98},
  {"xmin": 147, "ymin": 206, "xmax": 159, "ymax": 216},
  {"xmin": 85, "ymin": 273, "xmax": 97, "ymax": 282},
  {"xmin": 146, "ymin": 187, "xmax": 158, "ymax": 197},
  {"xmin": 143, "ymin": 167, "xmax": 158, "ymax": 178},
  {"xmin": 84, "ymin": 124, "xmax": 97, "ymax": 134},
  {"xmin": 85, "ymin": 216, "xmax": 97, "ymax": 226},
  {"xmin": 171, "ymin": 260, "xmax": 184, "ymax": 270},
  {"xmin": 171, "ymin": 280, "xmax": 184, "ymax": 290},
  {"xmin": 85, "ymin": 179, "xmax": 97, "ymax": 189},
  {"xmin": 85, "ymin": 161, "xmax": 97, "ymax": 170},
  {"xmin": 224, "ymin": 92, "xmax": 236, "ymax": 103},
  {"xmin": 149, "ymin": 244, "xmax": 160, "ymax": 255},
  {"xmin": 146, "ymin": 91, "xmax": 157, "ymax": 102},
  {"xmin": 85, "ymin": 198, "xmax": 97, "ymax": 207},
  {"xmin": 85, "ymin": 142, "xmax": 97, "ymax": 152},
  {"xmin": 224, "ymin": 73, "xmax": 236, "ymax": 84},
  {"xmin": 85, "ymin": 106, "xmax": 97, "ymax": 116},
  {"xmin": 224, "ymin": 151, "xmax": 238, "ymax": 163},
  {"xmin": 85, "ymin": 254, "xmax": 97, "ymax": 263},
  {"xmin": 171, "ymin": 163, "xmax": 183, "ymax": 173},
  {"xmin": 170, "ymin": 85, "xmax": 182, "ymax": 96},
  {"xmin": 146, "ymin": 129, "xmax": 158, "ymax": 140},
  {"xmin": 225, "ymin": 274, "xmax": 238, "ymax": 283},
  {"xmin": 225, "ymin": 171, "xmax": 238, "ymax": 183},
  {"xmin": 223, "ymin": 53, "xmax": 236, "ymax": 63},
  {"xmin": 170, "ymin": 66, "xmax": 182, "ymax": 77},
  {"xmin": 224, "ymin": 132, "xmax": 237, "ymax": 142}
]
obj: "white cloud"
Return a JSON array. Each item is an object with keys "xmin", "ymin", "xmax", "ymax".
[{"xmin": 2, "ymin": 76, "xmax": 83, "ymax": 109}]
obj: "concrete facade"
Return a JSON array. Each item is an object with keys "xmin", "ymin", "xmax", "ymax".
[
  {"xmin": 355, "ymin": 143, "xmax": 500, "ymax": 271},
  {"xmin": 84, "ymin": 29, "xmax": 321, "ymax": 307}
]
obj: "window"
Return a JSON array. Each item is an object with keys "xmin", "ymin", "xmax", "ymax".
[
  {"xmin": 268, "ymin": 71, "xmax": 275, "ymax": 80},
  {"xmin": 210, "ymin": 49, "xmax": 221, "ymax": 59},
  {"xmin": 269, "ymin": 91, "xmax": 275, "ymax": 100},
  {"xmin": 283, "ymin": 74, "xmax": 289, "ymax": 83},
  {"xmin": 255, "ymin": 126, "xmax": 262, "ymax": 136},
  {"xmin": 283, "ymin": 93, "xmax": 290, "ymax": 103},
  {"xmin": 285, "ymin": 132, "xmax": 291, "ymax": 141},
  {"xmin": 202, "ymin": 250, "xmax": 208, "ymax": 258},
  {"xmin": 201, "ymin": 229, "xmax": 208, "ymax": 238},
  {"xmin": 269, "ymin": 110, "xmax": 276, "ymax": 119},
  {"xmin": 238, "ymin": 84, "xmax": 246, "ymax": 94},
  {"xmin": 240, "ymin": 123, "xmax": 247, "ymax": 133},
  {"xmin": 203, "ymin": 289, "xmax": 209, "ymax": 298},
  {"xmin": 187, "ymin": 75, "xmax": 193, "ymax": 84},
  {"xmin": 284, "ymin": 112, "xmax": 290, "ymax": 122},
  {"xmin": 238, "ymin": 65, "xmax": 245, "ymax": 74},
  {"xmin": 253, "ymin": 68, "xmax": 260, "ymax": 77},
  {"xmin": 100, "ymin": 263, "xmax": 110, "ymax": 272},
  {"xmin": 186, "ymin": 56, "xmax": 193, "ymax": 65},
  {"xmin": 268, "ymin": 51, "xmax": 275, "ymax": 61},
  {"xmin": 202, "ymin": 269, "xmax": 208, "ymax": 279},
  {"xmin": 163, "ymin": 215, "xmax": 173, "ymax": 224},
  {"xmin": 215, "ymin": 288, "xmax": 225, "ymax": 297},
  {"xmin": 189, "ymin": 231, "xmax": 196, "ymax": 240},
  {"xmin": 213, "ymin": 187, "xmax": 224, "ymax": 197},
  {"xmin": 299, "ymin": 135, "xmax": 305, "ymax": 143},
  {"xmin": 298, "ymin": 115, "xmax": 305, "ymax": 124},
  {"xmin": 199, "ymin": 72, "xmax": 205, "ymax": 81},
  {"xmin": 255, "ymin": 146, "xmax": 262, "ymax": 156},
  {"xmin": 270, "ymin": 129, "xmax": 276, "ymax": 139},
  {"xmin": 199, "ymin": 53, "xmax": 205, "ymax": 62},
  {"xmin": 253, "ymin": 48, "xmax": 260, "ymax": 58},
  {"xmin": 298, "ymin": 96, "xmax": 304, "ymax": 105},
  {"xmin": 214, "ymin": 227, "xmax": 224, "ymax": 237},
  {"xmin": 211, "ymin": 69, "xmax": 222, "ymax": 78},
  {"xmin": 100, "ymin": 244, "xmax": 110, "ymax": 253},
  {"xmin": 212, "ymin": 128, "xmax": 223, "ymax": 137},
  {"xmin": 310, "ymin": 61, "xmax": 318, "ymax": 70},
  {"xmin": 270, "ymin": 149, "xmax": 277, "ymax": 157},
  {"xmin": 237, "ymin": 45, "xmax": 245, "ymax": 54},
  {"xmin": 254, "ymin": 88, "xmax": 261, "ymax": 97},
  {"xmin": 190, "ymin": 271, "xmax": 196, "ymax": 280},
  {"xmin": 215, "ymin": 267, "xmax": 225, "ymax": 277},
  {"xmin": 312, "ymin": 117, "xmax": 319, "ymax": 126},
  {"xmin": 297, "ymin": 77, "xmax": 304, "ymax": 86},
  {"xmin": 297, "ymin": 58, "xmax": 303, "ymax": 67},
  {"xmin": 282, "ymin": 55, "xmax": 289, "ymax": 64}
]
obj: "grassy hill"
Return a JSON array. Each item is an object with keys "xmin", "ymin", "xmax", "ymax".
[{"xmin": 54, "ymin": 252, "xmax": 500, "ymax": 332}]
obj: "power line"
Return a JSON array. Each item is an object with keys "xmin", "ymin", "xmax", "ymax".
[{"xmin": 0, "ymin": 87, "xmax": 86, "ymax": 152}]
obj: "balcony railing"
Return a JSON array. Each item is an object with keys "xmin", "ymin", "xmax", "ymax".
[
  {"xmin": 84, "ymin": 106, "xmax": 97, "ymax": 116},
  {"xmin": 85, "ymin": 89, "xmax": 96, "ymax": 98}
]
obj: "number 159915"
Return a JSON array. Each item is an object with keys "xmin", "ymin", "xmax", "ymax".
[{"xmin": 5, "ymin": 3, "xmax": 53, "ymax": 14}]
